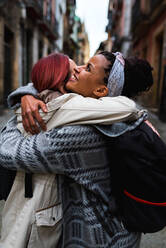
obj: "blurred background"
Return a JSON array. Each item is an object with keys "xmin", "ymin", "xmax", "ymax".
[
  {"xmin": 0, "ymin": 0, "xmax": 166, "ymax": 119},
  {"xmin": 0, "ymin": 0, "xmax": 166, "ymax": 122},
  {"xmin": 0, "ymin": 1, "xmax": 166, "ymax": 247}
]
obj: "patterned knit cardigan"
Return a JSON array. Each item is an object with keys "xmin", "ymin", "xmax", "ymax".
[
  {"xmin": 0, "ymin": 117, "xmax": 141, "ymax": 248},
  {"xmin": 0, "ymin": 84, "xmax": 142, "ymax": 247}
]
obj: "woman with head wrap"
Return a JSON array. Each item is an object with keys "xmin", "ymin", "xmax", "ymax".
[{"xmin": 0, "ymin": 51, "xmax": 153, "ymax": 247}]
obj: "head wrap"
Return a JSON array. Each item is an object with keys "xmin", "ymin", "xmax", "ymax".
[{"xmin": 107, "ymin": 52, "xmax": 125, "ymax": 97}]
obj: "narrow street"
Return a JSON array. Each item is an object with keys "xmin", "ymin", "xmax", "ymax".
[{"xmin": 0, "ymin": 107, "xmax": 166, "ymax": 247}]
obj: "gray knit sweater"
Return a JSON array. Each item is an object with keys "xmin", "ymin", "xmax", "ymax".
[
  {"xmin": 0, "ymin": 84, "xmax": 141, "ymax": 247},
  {"xmin": 0, "ymin": 117, "xmax": 141, "ymax": 247}
]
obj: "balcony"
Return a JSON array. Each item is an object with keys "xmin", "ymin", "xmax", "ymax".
[
  {"xmin": 52, "ymin": 18, "xmax": 59, "ymax": 37},
  {"xmin": 38, "ymin": 14, "xmax": 59, "ymax": 40},
  {"xmin": 132, "ymin": 0, "xmax": 141, "ymax": 28},
  {"xmin": 25, "ymin": 0, "xmax": 43, "ymax": 19},
  {"xmin": 150, "ymin": 0, "xmax": 163, "ymax": 11},
  {"xmin": 106, "ymin": 10, "xmax": 113, "ymax": 33},
  {"xmin": 132, "ymin": 0, "xmax": 148, "ymax": 30},
  {"xmin": 38, "ymin": 0, "xmax": 44, "ymax": 9},
  {"xmin": 0, "ymin": 0, "xmax": 7, "ymax": 7},
  {"xmin": 68, "ymin": 0, "xmax": 76, "ymax": 6},
  {"xmin": 48, "ymin": 17, "xmax": 59, "ymax": 39},
  {"xmin": 117, "ymin": 0, "xmax": 123, "ymax": 9}
]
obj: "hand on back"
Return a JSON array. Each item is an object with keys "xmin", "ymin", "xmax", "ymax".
[{"xmin": 21, "ymin": 95, "xmax": 47, "ymax": 134}]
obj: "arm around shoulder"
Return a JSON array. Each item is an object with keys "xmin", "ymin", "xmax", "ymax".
[
  {"xmin": 7, "ymin": 83, "xmax": 38, "ymax": 110},
  {"xmin": 53, "ymin": 95, "xmax": 143, "ymax": 127}
]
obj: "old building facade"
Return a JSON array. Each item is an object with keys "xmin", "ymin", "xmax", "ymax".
[
  {"xmin": 63, "ymin": 0, "xmax": 89, "ymax": 65},
  {"xmin": 132, "ymin": 0, "xmax": 166, "ymax": 121},
  {"xmin": 0, "ymin": 0, "xmax": 59, "ymax": 105},
  {"xmin": 55, "ymin": 0, "xmax": 66, "ymax": 51},
  {"xmin": 104, "ymin": 0, "xmax": 132, "ymax": 56},
  {"xmin": 105, "ymin": 0, "xmax": 166, "ymax": 121},
  {"xmin": 0, "ymin": 0, "xmax": 89, "ymax": 106}
]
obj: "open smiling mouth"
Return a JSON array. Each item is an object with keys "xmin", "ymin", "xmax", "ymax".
[
  {"xmin": 64, "ymin": 74, "xmax": 78, "ymax": 92},
  {"xmin": 69, "ymin": 74, "xmax": 78, "ymax": 82}
]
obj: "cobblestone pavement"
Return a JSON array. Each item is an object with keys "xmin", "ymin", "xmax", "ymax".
[{"xmin": 0, "ymin": 107, "xmax": 166, "ymax": 247}]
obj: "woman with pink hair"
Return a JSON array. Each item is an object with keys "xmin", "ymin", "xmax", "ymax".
[
  {"xmin": 0, "ymin": 52, "xmax": 73, "ymax": 248},
  {"xmin": 0, "ymin": 52, "xmax": 143, "ymax": 248}
]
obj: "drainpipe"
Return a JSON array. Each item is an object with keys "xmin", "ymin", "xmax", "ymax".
[
  {"xmin": 20, "ymin": 1, "xmax": 26, "ymax": 20},
  {"xmin": 121, "ymin": 0, "xmax": 132, "ymax": 56},
  {"xmin": 20, "ymin": 1, "xmax": 27, "ymax": 85},
  {"xmin": 107, "ymin": 0, "xmax": 113, "ymax": 52},
  {"xmin": 18, "ymin": 1, "xmax": 27, "ymax": 86},
  {"xmin": 159, "ymin": 24, "xmax": 166, "ymax": 122}
]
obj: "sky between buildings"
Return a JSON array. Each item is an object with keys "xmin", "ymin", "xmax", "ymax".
[{"xmin": 76, "ymin": 0, "xmax": 109, "ymax": 57}]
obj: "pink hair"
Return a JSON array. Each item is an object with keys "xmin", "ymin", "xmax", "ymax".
[{"xmin": 31, "ymin": 53, "xmax": 70, "ymax": 92}]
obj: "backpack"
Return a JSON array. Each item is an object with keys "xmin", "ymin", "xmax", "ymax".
[{"xmin": 109, "ymin": 121, "xmax": 166, "ymax": 233}]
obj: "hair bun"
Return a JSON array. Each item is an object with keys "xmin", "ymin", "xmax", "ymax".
[{"xmin": 122, "ymin": 56, "xmax": 153, "ymax": 97}]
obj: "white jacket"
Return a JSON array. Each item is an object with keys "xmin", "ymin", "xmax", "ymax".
[{"xmin": 15, "ymin": 93, "xmax": 143, "ymax": 135}]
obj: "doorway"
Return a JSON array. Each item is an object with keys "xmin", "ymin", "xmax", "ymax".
[{"xmin": 3, "ymin": 26, "xmax": 13, "ymax": 106}]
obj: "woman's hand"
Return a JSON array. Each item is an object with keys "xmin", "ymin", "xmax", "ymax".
[{"xmin": 21, "ymin": 95, "xmax": 48, "ymax": 134}]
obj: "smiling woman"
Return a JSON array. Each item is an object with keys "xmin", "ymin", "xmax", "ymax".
[
  {"xmin": 65, "ymin": 53, "xmax": 114, "ymax": 98},
  {"xmin": 0, "ymin": 50, "xmax": 154, "ymax": 248}
]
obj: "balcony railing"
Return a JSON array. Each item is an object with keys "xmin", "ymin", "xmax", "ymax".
[
  {"xmin": 106, "ymin": 10, "xmax": 113, "ymax": 32},
  {"xmin": 52, "ymin": 17, "xmax": 59, "ymax": 38},
  {"xmin": 132, "ymin": 0, "xmax": 149, "ymax": 29},
  {"xmin": 150, "ymin": 0, "xmax": 163, "ymax": 11},
  {"xmin": 132, "ymin": 0, "xmax": 165, "ymax": 30},
  {"xmin": 44, "ymin": 11, "xmax": 51, "ymax": 25},
  {"xmin": 38, "ymin": 0, "xmax": 44, "ymax": 9},
  {"xmin": 0, "ymin": 0, "xmax": 7, "ymax": 7},
  {"xmin": 39, "ymin": 13, "xmax": 59, "ymax": 40},
  {"xmin": 68, "ymin": 0, "xmax": 76, "ymax": 6},
  {"xmin": 132, "ymin": 0, "xmax": 141, "ymax": 28},
  {"xmin": 25, "ymin": 0, "xmax": 43, "ymax": 17}
]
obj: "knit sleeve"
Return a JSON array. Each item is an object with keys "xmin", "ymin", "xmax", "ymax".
[
  {"xmin": 7, "ymin": 83, "xmax": 38, "ymax": 110},
  {"xmin": 0, "ymin": 116, "xmax": 107, "ymax": 176}
]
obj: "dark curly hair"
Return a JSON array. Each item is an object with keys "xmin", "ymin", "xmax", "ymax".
[
  {"xmin": 99, "ymin": 51, "xmax": 116, "ymax": 85},
  {"xmin": 99, "ymin": 51, "xmax": 153, "ymax": 98}
]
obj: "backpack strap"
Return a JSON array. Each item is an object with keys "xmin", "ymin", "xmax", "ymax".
[
  {"xmin": 144, "ymin": 120, "xmax": 160, "ymax": 136},
  {"xmin": 25, "ymin": 173, "xmax": 33, "ymax": 198}
]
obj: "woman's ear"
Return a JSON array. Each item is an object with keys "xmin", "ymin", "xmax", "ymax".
[{"xmin": 93, "ymin": 85, "xmax": 109, "ymax": 98}]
